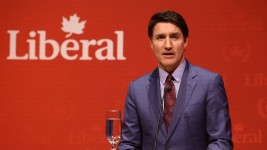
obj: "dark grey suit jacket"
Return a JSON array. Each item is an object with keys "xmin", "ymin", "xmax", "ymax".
[{"xmin": 119, "ymin": 60, "xmax": 233, "ymax": 150}]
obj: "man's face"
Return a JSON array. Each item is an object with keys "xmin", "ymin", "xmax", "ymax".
[{"xmin": 150, "ymin": 22, "xmax": 188, "ymax": 73}]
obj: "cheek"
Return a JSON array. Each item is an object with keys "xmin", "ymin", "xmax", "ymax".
[
  {"xmin": 175, "ymin": 43, "xmax": 186, "ymax": 52},
  {"xmin": 153, "ymin": 49, "xmax": 161, "ymax": 58},
  {"xmin": 152, "ymin": 45, "xmax": 161, "ymax": 54}
]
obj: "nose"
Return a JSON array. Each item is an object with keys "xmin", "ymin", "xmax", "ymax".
[{"xmin": 164, "ymin": 37, "xmax": 172, "ymax": 50}]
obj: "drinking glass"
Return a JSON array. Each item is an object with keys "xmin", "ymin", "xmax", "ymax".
[{"xmin": 106, "ymin": 110, "xmax": 122, "ymax": 150}]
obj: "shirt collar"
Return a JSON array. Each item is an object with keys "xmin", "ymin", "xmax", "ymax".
[{"xmin": 158, "ymin": 59, "xmax": 186, "ymax": 84}]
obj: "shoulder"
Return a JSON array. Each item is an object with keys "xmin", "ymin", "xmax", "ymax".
[
  {"xmin": 126, "ymin": 68, "xmax": 159, "ymax": 92},
  {"xmin": 189, "ymin": 62, "xmax": 220, "ymax": 78},
  {"xmin": 187, "ymin": 61, "xmax": 223, "ymax": 85},
  {"xmin": 130, "ymin": 68, "xmax": 157, "ymax": 85}
]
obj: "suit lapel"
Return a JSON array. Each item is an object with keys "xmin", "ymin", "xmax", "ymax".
[
  {"xmin": 147, "ymin": 69, "xmax": 168, "ymax": 137},
  {"xmin": 166, "ymin": 60, "xmax": 198, "ymax": 141}
]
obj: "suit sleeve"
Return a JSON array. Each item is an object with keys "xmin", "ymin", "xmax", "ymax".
[
  {"xmin": 118, "ymin": 82, "xmax": 142, "ymax": 150},
  {"xmin": 206, "ymin": 75, "xmax": 233, "ymax": 150}
]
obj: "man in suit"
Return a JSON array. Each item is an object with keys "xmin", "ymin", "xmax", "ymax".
[{"xmin": 118, "ymin": 10, "xmax": 233, "ymax": 150}]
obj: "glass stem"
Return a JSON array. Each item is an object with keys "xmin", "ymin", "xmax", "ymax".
[{"xmin": 111, "ymin": 144, "xmax": 116, "ymax": 150}]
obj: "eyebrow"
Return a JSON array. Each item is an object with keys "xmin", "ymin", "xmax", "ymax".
[
  {"xmin": 154, "ymin": 32, "xmax": 181, "ymax": 37},
  {"xmin": 155, "ymin": 33, "xmax": 165, "ymax": 37},
  {"xmin": 170, "ymin": 32, "xmax": 181, "ymax": 36}
]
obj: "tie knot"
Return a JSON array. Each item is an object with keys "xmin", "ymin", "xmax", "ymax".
[{"xmin": 166, "ymin": 74, "xmax": 173, "ymax": 82}]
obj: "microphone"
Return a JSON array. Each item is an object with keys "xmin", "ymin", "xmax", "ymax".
[{"xmin": 153, "ymin": 86, "xmax": 172, "ymax": 150}]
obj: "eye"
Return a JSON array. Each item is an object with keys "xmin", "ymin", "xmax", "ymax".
[
  {"xmin": 170, "ymin": 33, "xmax": 180, "ymax": 40},
  {"xmin": 156, "ymin": 34, "xmax": 165, "ymax": 40}
]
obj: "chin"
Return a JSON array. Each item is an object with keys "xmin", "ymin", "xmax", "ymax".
[
  {"xmin": 161, "ymin": 63, "xmax": 175, "ymax": 69},
  {"xmin": 162, "ymin": 60, "xmax": 177, "ymax": 66}
]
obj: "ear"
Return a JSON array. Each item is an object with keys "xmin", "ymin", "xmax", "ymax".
[
  {"xmin": 150, "ymin": 39, "xmax": 153, "ymax": 49},
  {"xmin": 184, "ymin": 38, "xmax": 188, "ymax": 48}
]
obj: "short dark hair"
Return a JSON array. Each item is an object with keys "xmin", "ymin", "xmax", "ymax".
[{"xmin": 148, "ymin": 10, "xmax": 189, "ymax": 39}]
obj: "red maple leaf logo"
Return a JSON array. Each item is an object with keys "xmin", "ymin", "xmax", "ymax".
[{"xmin": 233, "ymin": 123, "xmax": 245, "ymax": 132}]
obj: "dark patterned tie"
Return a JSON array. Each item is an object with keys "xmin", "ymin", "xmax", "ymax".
[{"xmin": 164, "ymin": 74, "xmax": 176, "ymax": 130}]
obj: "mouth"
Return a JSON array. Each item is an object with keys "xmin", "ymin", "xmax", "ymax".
[{"xmin": 162, "ymin": 52, "xmax": 174, "ymax": 56}]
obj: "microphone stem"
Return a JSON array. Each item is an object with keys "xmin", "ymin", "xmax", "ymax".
[
  {"xmin": 153, "ymin": 86, "xmax": 172, "ymax": 150},
  {"xmin": 153, "ymin": 98, "xmax": 163, "ymax": 150}
]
